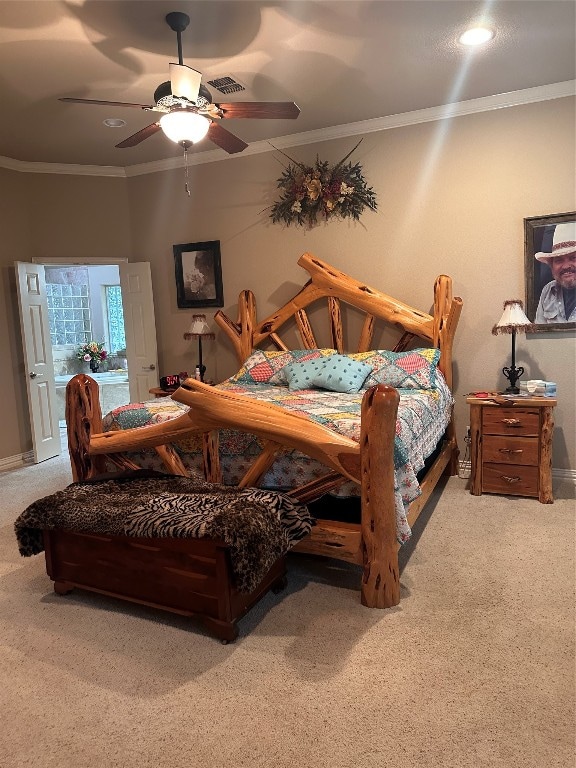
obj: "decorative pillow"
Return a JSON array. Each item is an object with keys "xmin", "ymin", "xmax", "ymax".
[
  {"xmin": 229, "ymin": 348, "xmax": 336, "ymax": 385},
  {"xmin": 313, "ymin": 355, "xmax": 373, "ymax": 393},
  {"xmin": 350, "ymin": 348, "xmax": 441, "ymax": 389},
  {"xmin": 284, "ymin": 354, "xmax": 372, "ymax": 393},
  {"xmin": 283, "ymin": 359, "xmax": 327, "ymax": 391},
  {"xmin": 268, "ymin": 348, "xmax": 338, "ymax": 386}
]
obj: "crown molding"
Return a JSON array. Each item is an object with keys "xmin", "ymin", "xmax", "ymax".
[
  {"xmin": 0, "ymin": 154, "xmax": 126, "ymax": 177},
  {"xmin": 1, "ymin": 80, "xmax": 574, "ymax": 179}
]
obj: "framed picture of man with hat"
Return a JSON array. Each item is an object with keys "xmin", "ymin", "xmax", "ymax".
[{"xmin": 524, "ymin": 211, "xmax": 576, "ymax": 332}]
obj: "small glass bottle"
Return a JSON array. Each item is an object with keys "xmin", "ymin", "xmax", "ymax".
[{"xmin": 194, "ymin": 365, "xmax": 201, "ymax": 381}]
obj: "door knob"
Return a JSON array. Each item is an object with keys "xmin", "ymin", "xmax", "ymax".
[
  {"xmin": 29, "ymin": 372, "xmax": 37, "ymax": 378},
  {"xmin": 147, "ymin": 364, "xmax": 156, "ymax": 370}
]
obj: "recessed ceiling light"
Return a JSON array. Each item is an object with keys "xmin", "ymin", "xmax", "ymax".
[
  {"xmin": 459, "ymin": 27, "xmax": 495, "ymax": 46},
  {"xmin": 103, "ymin": 118, "xmax": 127, "ymax": 128}
]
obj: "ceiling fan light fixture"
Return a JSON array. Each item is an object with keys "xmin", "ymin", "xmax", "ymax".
[{"xmin": 160, "ymin": 111, "xmax": 210, "ymax": 147}]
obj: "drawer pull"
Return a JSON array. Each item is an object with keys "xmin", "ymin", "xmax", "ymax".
[
  {"xmin": 498, "ymin": 448, "xmax": 523, "ymax": 454},
  {"xmin": 501, "ymin": 418, "xmax": 521, "ymax": 426},
  {"xmin": 501, "ymin": 475, "xmax": 521, "ymax": 484}
]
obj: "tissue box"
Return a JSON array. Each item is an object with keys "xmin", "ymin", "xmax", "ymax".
[{"xmin": 520, "ymin": 380, "xmax": 557, "ymax": 397}]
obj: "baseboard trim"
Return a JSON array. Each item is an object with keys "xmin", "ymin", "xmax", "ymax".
[
  {"xmin": 0, "ymin": 450, "xmax": 34, "ymax": 473},
  {"xmin": 552, "ymin": 468, "xmax": 576, "ymax": 485}
]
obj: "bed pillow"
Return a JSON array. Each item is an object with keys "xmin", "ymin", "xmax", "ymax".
[
  {"xmin": 284, "ymin": 355, "xmax": 372, "ymax": 393},
  {"xmin": 229, "ymin": 348, "xmax": 336, "ymax": 385},
  {"xmin": 350, "ymin": 348, "xmax": 441, "ymax": 389}
]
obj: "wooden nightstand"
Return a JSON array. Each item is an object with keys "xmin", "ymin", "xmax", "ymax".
[
  {"xmin": 148, "ymin": 387, "xmax": 178, "ymax": 398},
  {"xmin": 148, "ymin": 381, "xmax": 215, "ymax": 398},
  {"xmin": 466, "ymin": 395, "xmax": 556, "ymax": 504}
]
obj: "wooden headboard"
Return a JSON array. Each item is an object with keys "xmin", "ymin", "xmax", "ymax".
[{"xmin": 214, "ymin": 252, "xmax": 461, "ymax": 391}]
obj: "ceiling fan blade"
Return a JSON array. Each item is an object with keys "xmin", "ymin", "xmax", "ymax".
[
  {"xmin": 60, "ymin": 97, "xmax": 157, "ymax": 111},
  {"xmin": 208, "ymin": 123, "xmax": 248, "ymax": 154},
  {"xmin": 169, "ymin": 63, "xmax": 202, "ymax": 103},
  {"xmin": 216, "ymin": 102, "xmax": 300, "ymax": 120},
  {"xmin": 116, "ymin": 122, "xmax": 162, "ymax": 148}
]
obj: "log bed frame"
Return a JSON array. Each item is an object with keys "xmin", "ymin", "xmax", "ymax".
[{"xmin": 60, "ymin": 254, "xmax": 462, "ymax": 633}]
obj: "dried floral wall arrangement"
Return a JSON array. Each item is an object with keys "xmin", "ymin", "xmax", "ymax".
[{"xmin": 270, "ymin": 140, "xmax": 377, "ymax": 227}]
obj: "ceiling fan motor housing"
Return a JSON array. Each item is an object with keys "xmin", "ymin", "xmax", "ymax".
[{"xmin": 153, "ymin": 81, "xmax": 212, "ymax": 110}]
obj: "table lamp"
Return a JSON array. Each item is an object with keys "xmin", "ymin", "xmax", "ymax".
[
  {"xmin": 183, "ymin": 314, "xmax": 215, "ymax": 383},
  {"xmin": 491, "ymin": 299, "xmax": 534, "ymax": 393}
]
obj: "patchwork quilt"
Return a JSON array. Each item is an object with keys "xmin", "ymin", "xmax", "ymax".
[{"xmin": 100, "ymin": 375, "xmax": 454, "ymax": 544}]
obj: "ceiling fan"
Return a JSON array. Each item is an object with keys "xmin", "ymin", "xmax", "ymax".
[{"xmin": 59, "ymin": 11, "xmax": 300, "ymax": 155}]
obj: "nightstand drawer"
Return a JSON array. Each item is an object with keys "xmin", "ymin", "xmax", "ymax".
[
  {"xmin": 482, "ymin": 463, "xmax": 539, "ymax": 496},
  {"xmin": 482, "ymin": 435, "xmax": 539, "ymax": 466},
  {"xmin": 482, "ymin": 408, "xmax": 539, "ymax": 436}
]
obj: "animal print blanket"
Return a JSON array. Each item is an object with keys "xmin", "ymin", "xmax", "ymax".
[{"xmin": 14, "ymin": 473, "xmax": 313, "ymax": 593}]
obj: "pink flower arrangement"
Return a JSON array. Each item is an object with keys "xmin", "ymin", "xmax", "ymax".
[{"xmin": 76, "ymin": 341, "xmax": 107, "ymax": 364}]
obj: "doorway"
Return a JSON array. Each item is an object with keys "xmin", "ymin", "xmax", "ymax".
[
  {"xmin": 44, "ymin": 263, "xmax": 130, "ymax": 427},
  {"xmin": 18, "ymin": 259, "xmax": 159, "ymax": 463}
]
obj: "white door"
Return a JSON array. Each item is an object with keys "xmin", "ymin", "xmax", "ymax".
[
  {"xmin": 120, "ymin": 262, "xmax": 159, "ymax": 402},
  {"xmin": 15, "ymin": 262, "xmax": 60, "ymax": 462}
]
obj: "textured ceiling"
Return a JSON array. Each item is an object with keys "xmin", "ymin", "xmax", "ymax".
[{"xmin": 0, "ymin": 0, "xmax": 574, "ymax": 168}]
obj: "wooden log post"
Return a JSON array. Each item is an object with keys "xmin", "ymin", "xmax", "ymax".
[
  {"xmin": 357, "ymin": 314, "xmax": 374, "ymax": 353},
  {"xmin": 360, "ymin": 384, "xmax": 401, "ymax": 608},
  {"xmin": 328, "ymin": 296, "xmax": 344, "ymax": 352},
  {"xmin": 65, "ymin": 374, "xmax": 107, "ymax": 482},
  {"xmin": 295, "ymin": 309, "xmax": 318, "ymax": 349},
  {"xmin": 434, "ymin": 279, "xmax": 463, "ymax": 477},
  {"xmin": 539, "ymin": 406, "xmax": 554, "ymax": 504},
  {"xmin": 468, "ymin": 402, "xmax": 483, "ymax": 496},
  {"xmin": 203, "ymin": 431, "xmax": 222, "ymax": 483},
  {"xmin": 238, "ymin": 290, "xmax": 257, "ymax": 363},
  {"xmin": 154, "ymin": 444, "xmax": 189, "ymax": 477}
]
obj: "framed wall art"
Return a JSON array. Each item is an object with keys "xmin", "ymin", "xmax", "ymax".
[
  {"xmin": 173, "ymin": 240, "xmax": 224, "ymax": 308},
  {"xmin": 524, "ymin": 211, "xmax": 576, "ymax": 332}
]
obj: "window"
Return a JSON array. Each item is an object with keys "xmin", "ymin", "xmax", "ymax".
[
  {"xmin": 105, "ymin": 285, "xmax": 126, "ymax": 353},
  {"xmin": 46, "ymin": 282, "xmax": 91, "ymax": 346}
]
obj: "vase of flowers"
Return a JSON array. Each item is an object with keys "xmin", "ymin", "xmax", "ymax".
[
  {"xmin": 270, "ymin": 139, "xmax": 377, "ymax": 227},
  {"xmin": 76, "ymin": 341, "xmax": 107, "ymax": 374}
]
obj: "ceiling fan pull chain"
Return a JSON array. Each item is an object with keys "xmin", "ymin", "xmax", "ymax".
[{"xmin": 184, "ymin": 147, "xmax": 191, "ymax": 197}]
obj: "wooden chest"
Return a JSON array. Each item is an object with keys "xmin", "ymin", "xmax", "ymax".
[{"xmin": 43, "ymin": 529, "xmax": 287, "ymax": 642}]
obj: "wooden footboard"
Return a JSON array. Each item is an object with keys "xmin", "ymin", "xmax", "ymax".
[
  {"xmin": 64, "ymin": 254, "xmax": 462, "ymax": 612},
  {"xmin": 65, "ymin": 375, "xmax": 429, "ymax": 610}
]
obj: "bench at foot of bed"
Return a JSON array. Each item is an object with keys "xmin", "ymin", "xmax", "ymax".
[{"xmin": 43, "ymin": 529, "xmax": 287, "ymax": 643}]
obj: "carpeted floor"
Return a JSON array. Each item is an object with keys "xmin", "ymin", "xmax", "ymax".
[{"xmin": 0, "ymin": 452, "xmax": 574, "ymax": 768}]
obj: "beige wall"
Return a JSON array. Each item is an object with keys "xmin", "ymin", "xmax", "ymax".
[
  {"xmin": 1, "ymin": 96, "xmax": 574, "ymax": 472},
  {"xmin": 1, "ymin": 168, "xmax": 33, "ymax": 459},
  {"xmin": 0, "ymin": 171, "xmax": 131, "ymax": 458}
]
